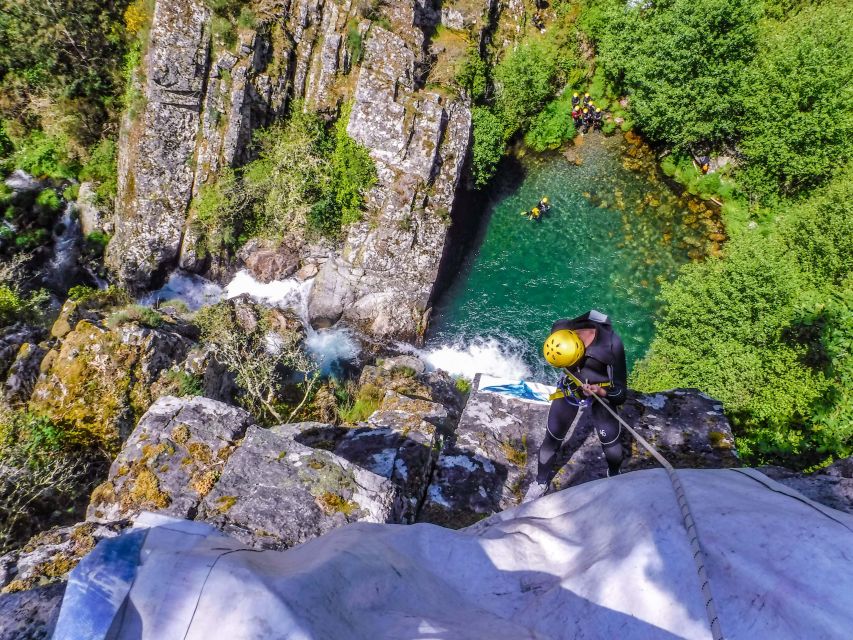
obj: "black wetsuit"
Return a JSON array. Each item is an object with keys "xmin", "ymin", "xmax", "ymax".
[{"xmin": 536, "ymin": 311, "xmax": 628, "ymax": 481}]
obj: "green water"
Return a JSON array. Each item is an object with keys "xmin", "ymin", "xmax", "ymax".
[{"xmin": 427, "ymin": 133, "xmax": 722, "ymax": 380}]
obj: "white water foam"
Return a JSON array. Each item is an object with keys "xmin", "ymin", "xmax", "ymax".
[
  {"xmin": 142, "ymin": 271, "xmax": 224, "ymax": 310},
  {"xmin": 414, "ymin": 337, "xmax": 533, "ymax": 380},
  {"xmin": 226, "ymin": 270, "xmax": 359, "ymax": 374}
]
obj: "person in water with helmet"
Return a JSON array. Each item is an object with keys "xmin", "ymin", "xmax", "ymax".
[
  {"xmin": 523, "ymin": 310, "xmax": 628, "ymax": 502},
  {"xmin": 538, "ymin": 196, "xmax": 550, "ymax": 213}
]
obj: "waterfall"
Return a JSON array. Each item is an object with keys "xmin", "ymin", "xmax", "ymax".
[{"xmin": 47, "ymin": 202, "xmax": 82, "ymax": 291}]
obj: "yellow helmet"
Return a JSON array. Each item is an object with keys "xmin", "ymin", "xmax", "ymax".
[
  {"xmin": 543, "ymin": 330, "xmax": 585, "ymax": 368},
  {"xmin": 542, "ymin": 196, "xmax": 549, "ymax": 204},
  {"xmin": 532, "ymin": 207, "xmax": 540, "ymax": 215},
  {"xmin": 573, "ymin": 92, "xmax": 579, "ymax": 98},
  {"xmin": 596, "ymin": 108, "xmax": 601, "ymax": 113},
  {"xmin": 583, "ymin": 108, "xmax": 588, "ymax": 113},
  {"xmin": 584, "ymin": 93, "xmax": 590, "ymax": 98}
]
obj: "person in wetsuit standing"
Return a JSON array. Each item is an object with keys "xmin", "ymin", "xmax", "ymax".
[{"xmin": 523, "ymin": 310, "xmax": 628, "ymax": 502}]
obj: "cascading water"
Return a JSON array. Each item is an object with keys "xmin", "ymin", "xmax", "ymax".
[
  {"xmin": 144, "ymin": 269, "xmax": 360, "ymax": 375},
  {"xmin": 47, "ymin": 202, "xmax": 82, "ymax": 291}
]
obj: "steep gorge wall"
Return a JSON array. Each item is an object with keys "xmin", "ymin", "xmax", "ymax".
[{"xmin": 106, "ymin": 0, "xmax": 497, "ymax": 343}]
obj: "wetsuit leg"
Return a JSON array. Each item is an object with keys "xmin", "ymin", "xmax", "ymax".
[
  {"xmin": 591, "ymin": 401, "xmax": 623, "ymax": 475},
  {"xmin": 536, "ymin": 399, "xmax": 582, "ymax": 483}
]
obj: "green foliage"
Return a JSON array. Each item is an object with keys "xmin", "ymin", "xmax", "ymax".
[
  {"xmin": 35, "ymin": 189, "xmax": 61, "ymax": 212},
  {"xmin": 0, "ymin": 285, "xmax": 50, "ymax": 328},
  {"xmin": 493, "ymin": 40, "xmax": 562, "ymax": 141},
  {"xmin": 595, "ymin": 0, "xmax": 761, "ymax": 152},
  {"xmin": 524, "ymin": 93, "xmax": 576, "ymax": 152},
  {"xmin": 0, "ymin": 0, "xmax": 132, "ymax": 173},
  {"xmin": 106, "ymin": 305, "xmax": 164, "ymax": 329},
  {"xmin": 660, "ymin": 154, "xmax": 737, "ymax": 201},
  {"xmin": 66, "ymin": 284, "xmax": 130, "ymax": 308},
  {"xmin": 634, "ymin": 166, "xmax": 853, "ymax": 466},
  {"xmin": 454, "ymin": 377, "xmax": 472, "ymax": 394},
  {"xmin": 79, "ymin": 138, "xmax": 118, "ymax": 203},
  {"xmin": 0, "ymin": 286, "xmax": 26, "ymax": 326},
  {"xmin": 471, "ymin": 107, "xmax": 505, "ymax": 188},
  {"xmin": 739, "ymin": 1, "xmax": 853, "ymax": 198},
  {"xmin": 346, "ymin": 24, "xmax": 364, "ymax": 65},
  {"xmin": 327, "ymin": 103, "xmax": 377, "ymax": 228},
  {"xmin": 456, "ymin": 46, "xmax": 489, "ymax": 103},
  {"xmin": 338, "ymin": 384, "xmax": 383, "ymax": 424},
  {"xmin": 161, "ymin": 370, "xmax": 204, "ymax": 397}
]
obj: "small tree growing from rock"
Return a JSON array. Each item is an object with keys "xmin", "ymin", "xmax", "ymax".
[{"xmin": 195, "ymin": 302, "xmax": 317, "ymax": 423}]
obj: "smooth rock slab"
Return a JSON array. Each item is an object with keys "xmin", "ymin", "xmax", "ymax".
[{"xmin": 200, "ymin": 426, "xmax": 405, "ymax": 549}]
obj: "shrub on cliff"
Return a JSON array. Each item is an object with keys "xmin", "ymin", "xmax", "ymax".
[{"xmin": 471, "ymin": 107, "xmax": 505, "ymax": 188}]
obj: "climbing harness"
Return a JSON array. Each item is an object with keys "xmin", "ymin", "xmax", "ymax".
[{"xmin": 562, "ymin": 369, "xmax": 725, "ymax": 640}]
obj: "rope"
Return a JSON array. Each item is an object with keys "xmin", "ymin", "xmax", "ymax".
[{"xmin": 562, "ymin": 370, "xmax": 725, "ymax": 640}]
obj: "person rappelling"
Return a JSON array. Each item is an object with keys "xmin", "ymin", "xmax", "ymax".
[{"xmin": 523, "ymin": 310, "xmax": 628, "ymax": 502}]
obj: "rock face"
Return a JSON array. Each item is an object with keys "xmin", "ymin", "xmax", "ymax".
[
  {"xmin": 107, "ymin": 0, "xmax": 211, "ymax": 288},
  {"xmin": 108, "ymin": 0, "xmax": 481, "ymax": 341},
  {"xmin": 308, "ymin": 27, "xmax": 472, "ymax": 339},
  {"xmin": 763, "ymin": 457, "xmax": 853, "ymax": 515},
  {"xmin": 0, "ymin": 581, "xmax": 65, "ymax": 640},
  {"xmin": 419, "ymin": 376, "xmax": 739, "ymax": 528}
]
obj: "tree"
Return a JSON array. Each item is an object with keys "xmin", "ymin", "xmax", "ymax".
[
  {"xmin": 596, "ymin": 0, "xmax": 761, "ymax": 151},
  {"xmin": 739, "ymin": 0, "xmax": 853, "ymax": 198}
]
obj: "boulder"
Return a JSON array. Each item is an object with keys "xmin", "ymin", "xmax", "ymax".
[
  {"xmin": 87, "ymin": 396, "xmax": 255, "ymax": 522},
  {"xmin": 0, "ymin": 581, "xmax": 65, "ymax": 640},
  {"xmin": 0, "ymin": 522, "xmax": 125, "ymax": 595},
  {"xmin": 762, "ymin": 462, "xmax": 853, "ymax": 515},
  {"xmin": 0, "ymin": 325, "xmax": 43, "ymax": 382},
  {"xmin": 29, "ymin": 320, "xmax": 194, "ymax": 453},
  {"xmin": 200, "ymin": 425, "xmax": 405, "ymax": 549},
  {"xmin": 238, "ymin": 239, "xmax": 300, "ymax": 283},
  {"xmin": 290, "ymin": 394, "xmax": 441, "ymax": 522},
  {"xmin": 76, "ymin": 182, "xmax": 109, "ymax": 237}
]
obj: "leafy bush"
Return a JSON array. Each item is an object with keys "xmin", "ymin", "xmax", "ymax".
[
  {"xmin": 524, "ymin": 93, "xmax": 576, "ymax": 152},
  {"xmin": 338, "ymin": 384, "xmax": 383, "ymax": 424},
  {"xmin": 493, "ymin": 39, "xmax": 562, "ymax": 141},
  {"xmin": 0, "ymin": 286, "xmax": 26, "ymax": 326},
  {"xmin": 161, "ymin": 369, "xmax": 204, "ymax": 397},
  {"xmin": 67, "ymin": 284, "xmax": 131, "ymax": 308},
  {"xmin": 327, "ymin": 103, "xmax": 376, "ymax": 227},
  {"xmin": 456, "ymin": 46, "xmax": 489, "ymax": 102},
  {"xmin": 106, "ymin": 305, "xmax": 164, "ymax": 329},
  {"xmin": 471, "ymin": 107, "xmax": 505, "ymax": 188},
  {"xmin": 595, "ymin": 0, "xmax": 761, "ymax": 152},
  {"xmin": 739, "ymin": 0, "xmax": 853, "ymax": 198},
  {"xmin": 35, "ymin": 189, "xmax": 61, "ymax": 212},
  {"xmin": 79, "ymin": 138, "xmax": 119, "ymax": 203},
  {"xmin": 454, "ymin": 377, "xmax": 472, "ymax": 394}
]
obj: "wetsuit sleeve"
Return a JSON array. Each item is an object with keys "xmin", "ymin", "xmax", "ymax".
[{"xmin": 605, "ymin": 332, "xmax": 628, "ymax": 405}]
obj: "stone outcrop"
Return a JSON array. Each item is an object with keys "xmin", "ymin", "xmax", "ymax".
[
  {"xmin": 107, "ymin": 0, "xmax": 483, "ymax": 342},
  {"xmin": 419, "ymin": 376, "xmax": 739, "ymax": 528},
  {"xmin": 107, "ymin": 0, "xmax": 212, "ymax": 288},
  {"xmin": 200, "ymin": 425, "xmax": 405, "ymax": 549},
  {"xmin": 87, "ymin": 396, "xmax": 255, "ymax": 522},
  {"xmin": 308, "ymin": 27, "xmax": 472, "ymax": 339},
  {"xmin": 763, "ymin": 457, "xmax": 853, "ymax": 515},
  {"xmin": 4, "ymin": 342, "xmax": 47, "ymax": 405},
  {"xmin": 0, "ymin": 582, "xmax": 64, "ymax": 640}
]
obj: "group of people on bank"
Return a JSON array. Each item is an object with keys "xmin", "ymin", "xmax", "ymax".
[
  {"xmin": 521, "ymin": 196, "xmax": 551, "ymax": 222},
  {"xmin": 571, "ymin": 92, "xmax": 603, "ymax": 134}
]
